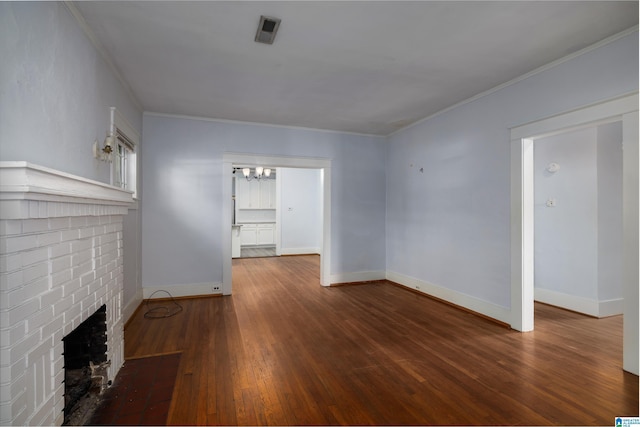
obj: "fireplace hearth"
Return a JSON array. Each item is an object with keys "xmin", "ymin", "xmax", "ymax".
[{"xmin": 62, "ymin": 305, "xmax": 110, "ymax": 426}]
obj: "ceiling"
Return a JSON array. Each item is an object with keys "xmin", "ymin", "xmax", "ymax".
[{"xmin": 73, "ymin": 1, "xmax": 638, "ymax": 136}]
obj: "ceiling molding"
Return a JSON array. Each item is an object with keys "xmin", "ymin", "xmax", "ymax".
[
  {"xmin": 388, "ymin": 25, "xmax": 639, "ymax": 138},
  {"xmin": 143, "ymin": 111, "xmax": 386, "ymax": 139}
]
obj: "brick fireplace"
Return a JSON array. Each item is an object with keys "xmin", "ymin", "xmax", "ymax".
[{"xmin": 0, "ymin": 162, "xmax": 133, "ymax": 425}]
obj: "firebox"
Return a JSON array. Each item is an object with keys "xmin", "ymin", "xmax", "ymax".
[{"xmin": 62, "ymin": 305, "xmax": 110, "ymax": 425}]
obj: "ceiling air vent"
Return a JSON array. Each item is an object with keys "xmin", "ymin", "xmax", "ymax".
[{"xmin": 255, "ymin": 15, "xmax": 281, "ymax": 45}]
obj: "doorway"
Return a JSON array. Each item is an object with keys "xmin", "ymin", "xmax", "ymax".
[
  {"xmin": 510, "ymin": 93, "xmax": 638, "ymax": 374},
  {"xmin": 222, "ymin": 153, "xmax": 332, "ymax": 295}
]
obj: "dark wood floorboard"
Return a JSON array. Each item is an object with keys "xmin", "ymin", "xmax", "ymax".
[{"xmin": 125, "ymin": 255, "xmax": 638, "ymax": 425}]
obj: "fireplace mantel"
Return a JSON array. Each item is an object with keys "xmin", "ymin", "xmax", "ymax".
[
  {"xmin": 0, "ymin": 162, "xmax": 132, "ymax": 425},
  {"xmin": 0, "ymin": 162, "xmax": 133, "ymax": 219}
]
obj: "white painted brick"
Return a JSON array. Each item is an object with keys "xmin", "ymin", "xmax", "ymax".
[
  {"xmin": 6, "ymin": 286, "xmax": 26, "ymax": 309},
  {"xmin": 51, "ymin": 255, "xmax": 71, "ymax": 274},
  {"xmin": 21, "ymin": 247, "xmax": 49, "ymax": 268},
  {"xmin": 52, "ymin": 294, "xmax": 73, "ymax": 319},
  {"xmin": 36, "ymin": 231, "xmax": 60, "ymax": 248},
  {"xmin": 72, "ymin": 260, "xmax": 93, "ymax": 280},
  {"xmin": 48, "ymin": 218, "xmax": 69, "ymax": 231},
  {"xmin": 27, "ymin": 306, "xmax": 53, "ymax": 334},
  {"xmin": 40, "ymin": 288, "xmax": 63, "ymax": 309},
  {"xmin": 60, "ymin": 228, "xmax": 79, "ymax": 242},
  {"xmin": 80, "ymin": 271, "xmax": 96, "ymax": 287},
  {"xmin": 70, "ymin": 238, "xmax": 92, "ymax": 253},
  {"xmin": 0, "ymin": 253, "xmax": 21, "ymax": 273},
  {"xmin": 0, "ymin": 328, "xmax": 9, "ymax": 347},
  {"xmin": 21, "ymin": 219, "xmax": 49, "ymax": 234},
  {"xmin": 38, "ymin": 202, "xmax": 48, "ymax": 219},
  {"xmin": 0, "ymin": 270, "xmax": 24, "ymax": 292},
  {"xmin": 1, "ymin": 235, "xmax": 38, "ymax": 254},
  {"xmin": 60, "ymin": 277, "xmax": 79, "ymax": 299},
  {"xmin": 86, "ymin": 216, "xmax": 100, "ymax": 227},
  {"xmin": 64, "ymin": 304, "xmax": 82, "ymax": 329},
  {"xmin": 22, "ymin": 263, "xmax": 48, "ymax": 285},
  {"xmin": 8, "ymin": 299, "xmax": 39, "ymax": 327},
  {"xmin": 51, "ymin": 269, "xmax": 72, "ymax": 289},
  {"xmin": 72, "ymin": 286, "xmax": 89, "ymax": 305},
  {"xmin": 8, "ymin": 322, "xmax": 26, "ymax": 346},
  {"xmin": 50, "ymin": 242, "xmax": 71, "ymax": 258},
  {"xmin": 28, "ymin": 201, "xmax": 39, "ymax": 218},
  {"xmin": 0, "ymin": 220, "xmax": 22, "ymax": 236},
  {"xmin": 69, "ymin": 217, "xmax": 87, "ymax": 228},
  {"xmin": 71, "ymin": 249, "xmax": 92, "ymax": 267},
  {"xmin": 9, "ymin": 332, "xmax": 39, "ymax": 364},
  {"xmin": 78, "ymin": 227, "xmax": 94, "ymax": 239},
  {"xmin": 40, "ymin": 315, "xmax": 63, "ymax": 341}
]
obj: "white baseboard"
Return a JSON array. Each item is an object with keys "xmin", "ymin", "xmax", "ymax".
[
  {"xmin": 535, "ymin": 288, "xmax": 599, "ymax": 317},
  {"xmin": 143, "ymin": 282, "xmax": 223, "ymax": 299},
  {"xmin": 280, "ymin": 247, "xmax": 321, "ymax": 256},
  {"xmin": 599, "ymin": 298, "xmax": 624, "ymax": 317},
  {"xmin": 386, "ymin": 270, "xmax": 511, "ymax": 325},
  {"xmin": 535, "ymin": 288, "xmax": 623, "ymax": 317},
  {"xmin": 122, "ymin": 288, "xmax": 143, "ymax": 324},
  {"xmin": 330, "ymin": 270, "xmax": 386, "ymax": 285}
]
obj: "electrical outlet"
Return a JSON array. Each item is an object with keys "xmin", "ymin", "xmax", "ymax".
[{"xmin": 213, "ymin": 286, "xmax": 221, "ymax": 291}]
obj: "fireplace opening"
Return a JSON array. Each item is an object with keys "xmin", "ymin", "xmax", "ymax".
[{"xmin": 62, "ymin": 305, "xmax": 110, "ymax": 426}]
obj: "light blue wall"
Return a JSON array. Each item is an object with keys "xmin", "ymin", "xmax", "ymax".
[
  {"xmin": 280, "ymin": 168, "xmax": 322, "ymax": 253},
  {"xmin": 0, "ymin": 2, "xmax": 141, "ymax": 182},
  {"xmin": 386, "ymin": 31, "xmax": 638, "ymax": 311},
  {"xmin": 141, "ymin": 115, "xmax": 386, "ymax": 289},
  {"xmin": 534, "ymin": 128, "xmax": 598, "ymax": 300},
  {"xmin": 1, "ymin": 2, "xmax": 144, "ymax": 312}
]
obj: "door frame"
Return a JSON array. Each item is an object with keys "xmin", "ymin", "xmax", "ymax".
[
  {"xmin": 222, "ymin": 153, "xmax": 332, "ymax": 293},
  {"xmin": 509, "ymin": 92, "xmax": 638, "ymax": 374}
]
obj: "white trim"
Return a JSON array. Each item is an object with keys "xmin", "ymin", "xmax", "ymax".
[
  {"xmin": 64, "ymin": 2, "xmax": 143, "ymax": 111},
  {"xmin": 599, "ymin": 298, "xmax": 624, "ymax": 318},
  {"xmin": 223, "ymin": 153, "xmax": 332, "ymax": 294},
  {"xmin": 142, "ymin": 282, "xmax": 223, "ymax": 299},
  {"xmin": 510, "ymin": 92, "xmax": 639, "ymax": 140},
  {"xmin": 622, "ymin": 110, "xmax": 639, "ymax": 375},
  {"xmin": 123, "ymin": 288, "xmax": 144, "ymax": 324},
  {"xmin": 144, "ymin": 111, "xmax": 385, "ymax": 139},
  {"xmin": 111, "ymin": 107, "xmax": 140, "ymax": 146},
  {"xmin": 386, "ymin": 270, "xmax": 511, "ymax": 325},
  {"xmin": 534, "ymin": 289, "xmax": 623, "ymax": 318},
  {"xmin": 534, "ymin": 288, "xmax": 599, "ymax": 317},
  {"xmin": 280, "ymin": 247, "xmax": 321, "ymax": 256},
  {"xmin": 389, "ymin": 27, "xmax": 638, "ymax": 137},
  {"xmin": 330, "ymin": 270, "xmax": 386, "ymax": 285},
  {"xmin": 0, "ymin": 161, "xmax": 133, "ymax": 206},
  {"xmin": 510, "ymin": 92, "xmax": 638, "ymax": 374}
]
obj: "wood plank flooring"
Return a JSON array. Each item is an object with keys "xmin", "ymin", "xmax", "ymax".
[{"xmin": 125, "ymin": 255, "xmax": 638, "ymax": 425}]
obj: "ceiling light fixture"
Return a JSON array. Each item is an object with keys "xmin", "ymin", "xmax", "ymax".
[
  {"xmin": 255, "ymin": 15, "xmax": 281, "ymax": 44},
  {"xmin": 242, "ymin": 167, "xmax": 272, "ymax": 181}
]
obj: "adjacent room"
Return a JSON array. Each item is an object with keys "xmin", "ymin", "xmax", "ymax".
[{"xmin": 0, "ymin": 1, "xmax": 638, "ymax": 425}]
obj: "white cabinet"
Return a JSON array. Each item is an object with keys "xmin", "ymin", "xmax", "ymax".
[
  {"xmin": 240, "ymin": 224, "xmax": 258, "ymax": 245},
  {"xmin": 236, "ymin": 178, "xmax": 275, "ymax": 209},
  {"xmin": 257, "ymin": 224, "xmax": 275, "ymax": 245},
  {"xmin": 259, "ymin": 180, "xmax": 276, "ymax": 209},
  {"xmin": 239, "ymin": 223, "xmax": 275, "ymax": 246},
  {"xmin": 236, "ymin": 179, "xmax": 261, "ymax": 209}
]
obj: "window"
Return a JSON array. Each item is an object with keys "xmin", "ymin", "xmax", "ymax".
[{"xmin": 110, "ymin": 108, "xmax": 139, "ymax": 198}]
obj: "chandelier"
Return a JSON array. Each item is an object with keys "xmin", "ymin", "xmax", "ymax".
[{"xmin": 242, "ymin": 167, "xmax": 272, "ymax": 181}]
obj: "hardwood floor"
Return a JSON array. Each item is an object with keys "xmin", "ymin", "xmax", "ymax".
[{"xmin": 125, "ymin": 255, "xmax": 638, "ymax": 425}]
